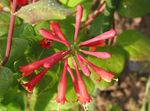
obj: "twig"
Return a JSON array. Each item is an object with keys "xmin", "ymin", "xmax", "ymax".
[
  {"xmin": 2, "ymin": 0, "xmax": 17, "ymax": 65},
  {"xmin": 80, "ymin": 2, "xmax": 105, "ymax": 30}
]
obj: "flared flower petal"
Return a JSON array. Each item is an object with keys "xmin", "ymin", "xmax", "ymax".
[
  {"xmin": 80, "ymin": 29, "xmax": 116, "ymax": 47},
  {"xmin": 39, "ymin": 29, "xmax": 70, "ymax": 47},
  {"xmin": 76, "ymin": 53, "xmax": 91, "ymax": 76},
  {"xmin": 19, "ymin": 51, "xmax": 63, "ymax": 76},
  {"xmin": 56, "ymin": 58, "xmax": 68, "ymax": 104},
  {"xmin": 50, "ymin": 22, "xmax": 68, "ymax": 42},
  {"xmin": 80, "ymin": 49, "xmax": 111, "ymax": 59},
  {"xmin": 22, "ymin": 68, "xmax": 49, "ymax": 92},
  {"xmin": 78, "ymin": 54, "xmax": 114, "ymax": 82},
  {"xmin": 74, "ymin": 5, "xmax": 83, "ymax": 42},
  {"xmin": 72, "ymin": 58, "xmax": 92, "ymax": 104}
]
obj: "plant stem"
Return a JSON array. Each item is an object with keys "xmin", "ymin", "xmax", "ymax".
[
  {"xmin": 2, "ymin": 0, "xmax": 17, "ymax": 65},
  {"xmin": 80, "ymin": 2, "xmax": 105, "ymax": 30}
]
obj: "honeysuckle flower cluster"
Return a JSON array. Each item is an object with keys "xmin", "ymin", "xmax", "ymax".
[{"xmin": 19, "ymin": 5, "xmax": 116, "ymax": 105}]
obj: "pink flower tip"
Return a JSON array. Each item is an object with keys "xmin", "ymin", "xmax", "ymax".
[
  {"xmin": 80, "ymin": 49, "xmax": 112, "ymax": 59},
  {"xmin": 80, "ymin": 29, "xmax": 116, "ymax": 47},
  {"xmin": 77, "ymin": 79, "xmax": 92, "ymax": 104},
  {"xmin": 21, "ymin": 68, "xmax": 49, "ymax": 92}
]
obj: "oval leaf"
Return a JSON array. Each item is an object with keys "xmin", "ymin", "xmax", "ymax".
[
  {"xmin": 117, "ymin": 30, "xmax": 150, "ymax": 61},
  {"xmin": 0, "ymin": 67, "xmax": 13, "ymax": 97},
  {"xmin": 118, "ymin": 0, "xmax": 150, "ymax": 18},
  {"xmin": 15, "ymin": 0, "xmax": 73, "ymax": 24}
]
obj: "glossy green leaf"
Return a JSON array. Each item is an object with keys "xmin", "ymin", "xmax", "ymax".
[
  {"xmin": 117, "ymin": 30, "xmax": 150, "ymax": 61},
  {"xmin": 88, "ymin": 46, "xmax": 127, "ymax": 89},
  {"xmin": 0, "ymin": 67, "xmax": 13, "ymax": 97},
  {"xmin": 15, "ymin": 0, "xmax": 73, "ymax": 24},
  {"xmin": 0, "ymin": 38, "xmax": 28, "ymax": 65},
  {"xmin": 118, "ymin": 0, "xmax": 150, "ymax": 18}
]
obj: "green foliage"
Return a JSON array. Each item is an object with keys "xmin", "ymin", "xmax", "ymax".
[
  {"xmin": 15, "ymin": 0, "xmax": 73, "ymax": 24},
  {"xmin": 90, "ymin": 0, "xmax": 116, "ymax": 36},
  {"xmin": 0, "ymin": 38, "xmax": 28, "ymax": 66},
  {"xmin": 0, "ymin": 0, "xmax": 9, "ymax": 7},
  {"xmin": 0, "ymin": 67, "xmax": 13, "ymax": 97},
  {"xmin": 118, "ymin": 0, "xmax": 150, "ymax": 18},
  {"xmin": 0, "ymin": 12, "xmax": 21, "ymax": 36},
  {"xmin": 117, "ymin": 30, "xmax": 150, "ymax": 61},
  {"xmin": 88, "ymin": 46, "xmax": 127, "ymax": 89}
]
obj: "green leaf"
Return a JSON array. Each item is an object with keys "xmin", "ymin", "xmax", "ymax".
[
  {"xmin": 117, "ymin": 30, "xmax": 150, "ymax": 61},
  {"xmin": 0, "ymin": 38, "xmax": 28, "ymax": 65},
  {"xmin": 34, "ymin": 21, "xmax": 50, "ymax": 35},
  {"xmin": 0, "ymin": 12, "xmax": 21, "ymax": 37},
  {"xmin": 88, "ymin": 46, "xmax": 127, "ymax": 89},
  {"xmin": 60, "ymin": 0, "xmax": 85, "ymax": 7},
  {"xmin": 2, "ymin": 90, "xmax": 26, "ymax": 111},
  {"xmin": 60, "ymin": 0, "xmax": 92, "ymax": 21},
  {"xmin": 118, "ymin": 0, "xmax": 150, "ymax": 18},
  {"xmin": 0, "ymin": 12, "xmax": 10, "ymax": 36},
  {"xmin": 0, "ymin": 67, "xmax": 13, "ymax": 97},
  {"xmin": 13, "ymin": 24, "xmax": 35, "ymax": 39},
  {"xmin": 0, "ymin": 0, "xmax": 9, "ymax": 7},
  {"xmin": 0, "ymin": 104, "xmax": 7, "ymax": 111},
  {"xmin": 29, "ymin": 65, "xmax": 60, "ymax": 111},
  {"xmin": 15, "ymin": 0, "xmax": 73, "ymax": 24}
]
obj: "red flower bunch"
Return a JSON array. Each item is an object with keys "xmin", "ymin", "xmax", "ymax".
[{"xmin": 19, "ymin": 5, "xmax": 116, "ymax": 105}]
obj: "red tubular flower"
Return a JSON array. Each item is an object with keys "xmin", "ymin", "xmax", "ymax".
[
  {"xmin": 67, "ymin": 65, "xmax": 79, "ymax": 95},
  {"xmin": 22, "ymin": 68, "xmax": 49, "ymax": 92},
  {"xmin": 43, "ymin": 50, "xmax": 72, "ymax": 68},
  {"xmin": 78, "ymin": 54, "xmax": 114, "ymax": 82},
  {"xmin": 39, "ymin": 29, "xmax": 70, "ymax": 47},
  {"xmin": 80, "ymin": 29, "xmax": 116, "ymax": 47},
  {"xmin": 72, "ymin": 58, "xmax": 92, "ymax": 104},
  {"xmin": 80, "ymin": 49, "xmax": 111, "ymax": 59},
  {"xmin": 74, "ymin": 5, "xmax": 83, "ymax": 42},
  {"xmin": 40, "ymin": 38, "xmax": 52, "ymax": 49},
  {"xmin": 19, "ymin": 51, "xmax": 63, "ymax": 76},
  {"xmin": 10, "ymin": 0, "xmax": 27, "ymax": 6},
  {"xmin": 50, "ymin": 22, "xmax": 67, "ymax": 42},
  {"xmin": 76, "ymin": 53, "xmax": 91, "ymax": 77},
  {"xmin": 56, "ymin": 58, "xmax": 68, "ymax": 104}
]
